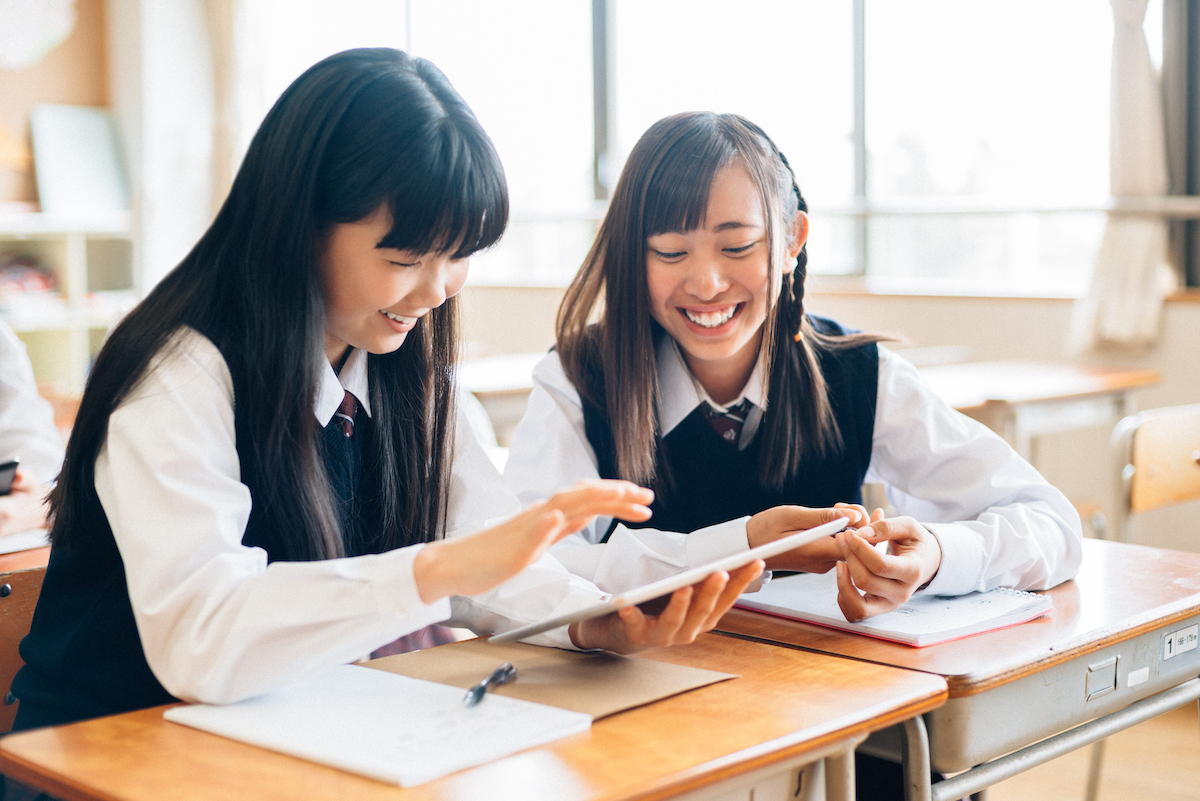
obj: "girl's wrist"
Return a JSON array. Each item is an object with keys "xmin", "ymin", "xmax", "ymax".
[
  {"xmin": 567, "ymin": 621, "xmax": 588, "ymax": 649},
  {"xmin": 413, "ymin": 540, "xmax": 454, "ymax": 605}
]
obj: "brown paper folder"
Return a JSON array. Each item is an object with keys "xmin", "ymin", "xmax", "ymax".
[{"xmin": 366, "ymin": 638, "xmax": 737, "ymax": 719}]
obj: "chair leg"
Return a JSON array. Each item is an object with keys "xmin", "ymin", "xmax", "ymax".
[{"xmin": 1084, "ymin": 738, "xmax": 1106, "ymax": 801}]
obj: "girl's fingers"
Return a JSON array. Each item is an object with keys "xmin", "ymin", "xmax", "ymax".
[
  {"xmin": 838, "ymin": 535, "xmax": 912, "ymax": 603},
  {"xmin": 834, "ymin": 561, "xmax": 869, "ymax": 622},
  {"xmin": 677, "ymin": 573, "xmax": 727, "ymax": 640},
  {"xmin": 650, "ymin": 585, "xmax": 695, "ymax": 642},
  {"xmin": 837, "ymin": 529, "xmax": 888, "ymax": 572},
  {"xmin": 702, "ymin": 562, "xmax": 760, "ymax": 629},
  {"xmin": 833, "ymin": 503, "xmax": 870, "ymax": 527},
  {"xmin": 617, "ymin": 602, "xmax": 647, "ymax": 630},
  {"xmin": 548, "ymin": 480, "xmax": 654, "ymax": 525},
  {"xmin": 839, "ymin": 528, "xmax": 918, "ymax": 581},
  {"xmin": 835, "ymin": 561, "xmax": 901, "ymax": 621}
]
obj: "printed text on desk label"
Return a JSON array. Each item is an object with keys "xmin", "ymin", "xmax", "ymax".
[{"xmin": 1163, "ymin": 624, "xmax": 1198, "ymax": 661}]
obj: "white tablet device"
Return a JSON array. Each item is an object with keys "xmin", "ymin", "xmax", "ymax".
[{"xmin": 487, "ymin": 516, "xmax": 851, "ymax": 645}]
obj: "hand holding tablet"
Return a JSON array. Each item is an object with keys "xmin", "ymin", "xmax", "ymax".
[{"xmin": 488, "ymin": 516, "xmax": 851, "ymax": 645}]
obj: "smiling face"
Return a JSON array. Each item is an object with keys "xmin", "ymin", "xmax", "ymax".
[
  {"xmin": 644, "ymin": 162, "xmax": 806, "ymax": 403},
  {"xmin": 319, "ymin": 205, "xmax": 468, "ymax": 365}
]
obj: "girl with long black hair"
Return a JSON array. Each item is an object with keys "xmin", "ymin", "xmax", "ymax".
[
  {"xmin": 10, "ymin": 53, "xmax": 758, "ymax": 733},
  {"xmin": 505, "ymin": 111, "xmax": 1081, "ymax": 623}
]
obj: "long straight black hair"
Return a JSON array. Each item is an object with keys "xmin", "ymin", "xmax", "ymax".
[
  {"xmin": 50, "ymin": 48, "xmax": 508, "ymax": 560},
  {"xmin": 558, "ymin": 111, "xmax": 879, "ymax": 489}
]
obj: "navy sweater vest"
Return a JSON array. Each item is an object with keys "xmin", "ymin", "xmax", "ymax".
[
  {"xmin": 578, "ymin": 316, "xmax": 879, "ymax": 535},
  {"xmin": 12, "ymin": 346, "xmax": 368, "ymax": 731}
]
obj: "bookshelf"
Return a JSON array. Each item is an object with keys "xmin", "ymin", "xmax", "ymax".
[{"xmin": 0, "ymin": 210, "xmax": 137, "ymax": 395}]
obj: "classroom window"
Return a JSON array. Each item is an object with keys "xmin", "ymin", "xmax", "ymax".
[{"xmin": 235, "ymin": 0, "xmax": 1163, "ymax": 295}]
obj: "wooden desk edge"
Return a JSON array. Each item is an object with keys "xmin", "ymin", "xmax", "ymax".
[
  {"xmin": 927, "ymin": 365, "xmax": 1161, "ymax": 411},
  {"xmin": 0, "ymin": 679, "xmax": 948, "ymax": 801},
  {"xmin": 948, "ymin": 604, "xmax": 1200, "ymax": 696},
  {"xmin": 0, "ymin": 546, "xmax": 50, "ymax": 573},
  {"xmin": 643, "ymin": 683, "xmax": 947, "ymax": 801},
  {"xmin": 0, "ymin": 749, "xmax": 113, "ymax": 801},
  {"xmin": 718, "ymin": 600, "xmax": 1200, "ymax": 698}
]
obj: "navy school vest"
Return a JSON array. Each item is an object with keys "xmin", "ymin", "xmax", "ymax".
[
  {"xmin": 12, "ymin": 344, "xmax": 371, "ymax": 731},
  {"xmin": 579, "ymin": 315, "xmax": 879, "ymax": 536}
]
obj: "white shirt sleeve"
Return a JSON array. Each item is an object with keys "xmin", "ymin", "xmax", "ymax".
[
  {"xmin": 440, "ymin": 386, "xmax": 610, "ymax": 649},
  {"xmin": 0, "ymin": 320, "xmax": 64, "ymax": 483},
  {"xmin": 867, "ymin": 347, "xmax": 1084, "ymax": 596},
  {"xmin": 504, "ymin": 352, "xmax": 750, "ymax": 595},
  {"xmin": 96, "ymin": 330, "xmax": 452, "ymax": 705},
  {"xmin": 505, "ymin": 348, "xmax": 1083, "ymax": 600}
]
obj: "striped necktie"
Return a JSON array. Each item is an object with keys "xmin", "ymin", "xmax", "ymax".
[
  {"xmin": 700, "ymin": 399, "xmax": 753, "ymax": 444},
  {"xmin": 334, "ymin": 390, "xmax": 358, "ymax": 439}
]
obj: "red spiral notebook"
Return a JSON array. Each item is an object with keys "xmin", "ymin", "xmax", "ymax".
[{"xmin": 735, "ymin": 570, "xmax": 1053, "ymax": 647}]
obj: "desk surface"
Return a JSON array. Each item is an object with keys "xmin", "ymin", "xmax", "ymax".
[
  {"xmin": 0, "ymin": 545, "xmax": 50, "ymax": 574},
  {"xmin": 0, "ymin": 634, "xmax": 946, "ymax": 801},
  {"xmin": 719, "ymin": 538, "xmax": 1200, "ymax": 697},
  {"xmin": 917, "ymin": 361, "xmax": 1161, "ymax": 414}
]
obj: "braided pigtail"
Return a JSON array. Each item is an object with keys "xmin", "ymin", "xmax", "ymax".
[{"xmin": 775, "ymin": 149, "xmax": 808, "ymax": 342}]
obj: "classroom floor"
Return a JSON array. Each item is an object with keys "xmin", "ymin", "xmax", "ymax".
[{"xmin": 988, "ymin": 701, "xmax": 1200, "ymax": 801}]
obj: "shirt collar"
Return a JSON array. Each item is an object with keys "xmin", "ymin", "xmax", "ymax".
[
  {"xmin": 314, "ymin": 347, "xmax": 373, "ymax": 426},
  {"xmin": 654, "ymin": 334, "xmax": 767, "ymax": 437}
]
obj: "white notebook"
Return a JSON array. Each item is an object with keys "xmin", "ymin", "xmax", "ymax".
[
  {"xmin": 735, "ymin": 570, "xmax": 1053, "ymax": 647},
  {"xmin": 0, "ymin": 528, "xmax": 49, "ymax": 555},
  {"xmin": 163, "ymin": 664, "xmax": 592, "ymax": 786}
]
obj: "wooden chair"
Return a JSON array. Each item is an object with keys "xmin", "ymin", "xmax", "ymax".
[
  {"xmin": 0, "ymin": 564, "xmax": 46, "ymax": 733},
  {"xmin": 1084, "ymin": 404, "xmax": 1200, "ymax": 801},
  {"xmin": 1109, "ymin": 403, "xmax": 1200, "ymax": 544}
]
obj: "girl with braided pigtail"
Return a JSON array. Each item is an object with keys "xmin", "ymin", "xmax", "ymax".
[
  {"xmin": 505, "ymin": 110, "xmax": 1080, "ymax": 632},
  {"xmin": 504, "ymin": 110, "xmax": 1081, "ymax": 799}
]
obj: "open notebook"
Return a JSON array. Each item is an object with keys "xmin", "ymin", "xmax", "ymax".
[
  {"xmin": 735, "ymin": 570, "xmax": 1053, "ymax": 647},
  {"xmin": 163, "ymin": 664, "xmax": 592, "ymax": 786}
]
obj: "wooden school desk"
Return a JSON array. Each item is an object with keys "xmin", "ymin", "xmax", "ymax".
[
  {"xmin": 0, "ymin": 547, "xmax": 49, "ymax": 574},
  {"xmin": 717, "ymin": 538, "xmax": 1200, "ymax": 801},
  {"xmin": 918, "ymin": 361, "xmax": 1160, "ymax": 461},
  {"xmin": 0, "ymin": 634, "xmax": 946, "ymax": 801},
  {"xmin": 458, "ymin": 355, "xmax": 1161, "ymax": 462}
]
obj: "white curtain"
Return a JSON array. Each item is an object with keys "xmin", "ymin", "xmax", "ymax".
[
  {"xmin": 1071, "ymin": 0, "xmax": 1171, "ymax": 349},
  {"xmin": 205, "ymin": 0, "xmax": 240, "ymax": 217}
]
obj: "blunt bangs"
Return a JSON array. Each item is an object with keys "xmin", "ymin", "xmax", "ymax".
[
  {"xmin": 376, "ymin": 119, "xmax": 508, "ymax": 260},
  {"xmin": 315, "ymin": 54, "xmax": 509, "ymax": 260},
  {"xmin": 637, "ymin": 113, "xmax": 787, "ymax": 243},
  {"xmin": 640, "ymin": 119, "xmax": 735, "ymax": 239}
]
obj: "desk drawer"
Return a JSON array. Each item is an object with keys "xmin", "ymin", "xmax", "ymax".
[{"xmin": 862, "ymin": 612, "xmax": 1200, "ymax": 773}]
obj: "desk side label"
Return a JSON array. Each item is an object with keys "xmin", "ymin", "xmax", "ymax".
[{"xmin": 1163, "ymin": 624, "xmax": 1199, "ymax": 661}]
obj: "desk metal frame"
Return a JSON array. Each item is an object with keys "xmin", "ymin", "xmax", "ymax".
[
  {"xmin": 899, "ymin": 678, "xmax": 1200, "ymax": 801},
  {"xmin": 719, "ymin": 539, "xmax": 1200, "ymax": 801}
]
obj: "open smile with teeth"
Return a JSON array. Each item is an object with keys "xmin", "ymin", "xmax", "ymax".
[
  {"xmin": 683, "ymin": 304, "xmax": 739, "ymax": 329},
  {"xmin": 382, "ymin": 310, "xmax": 418, "ymax": 325}
]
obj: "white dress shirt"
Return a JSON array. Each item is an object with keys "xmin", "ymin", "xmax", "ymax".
[
  {"xmin": 95, "ymin": 328, "xmax": 605, "ymax": 705},
  {"xmin": 504, "ymin": 337, "xmax": 1083, "ymax": 599},
  {"xmin": 0, "ymin": 320, "xmax": 63, "ymax": 483}
]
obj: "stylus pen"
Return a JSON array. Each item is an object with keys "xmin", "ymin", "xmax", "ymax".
[{"xmin": 462, "ymin": 662, "xmax": 517, "ymax": 707}]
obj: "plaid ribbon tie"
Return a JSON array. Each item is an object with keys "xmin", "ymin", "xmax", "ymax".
[
  {"xmin": 335, "ymin": 390, "xmax": 358, "ymax": 439},
  {"xmin": 700, "ymin": 398, "xmax": 752, "ymax": 444}
]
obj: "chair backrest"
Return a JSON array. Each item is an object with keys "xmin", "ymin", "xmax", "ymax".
[
  {"xmin": 1111, "ymin": 404, "xmax": 1200, "ymax": 543},
  {"xmin": 0, "ymin": 565, "xmax": 46, "ymax": 733}
]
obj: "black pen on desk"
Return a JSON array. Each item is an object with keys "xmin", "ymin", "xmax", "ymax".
[{"xmin": 462, "ymin": 662, "xmax": 517, "ymax": 707}]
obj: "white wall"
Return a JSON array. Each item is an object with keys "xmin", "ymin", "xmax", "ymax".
[
  {"xmin": 461, "ymin": 285, "xmax": 1200, "ymax": 553},
  {"xmin": 108, "ymin": 0, "xmax": 215, "ymax": 293}
]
